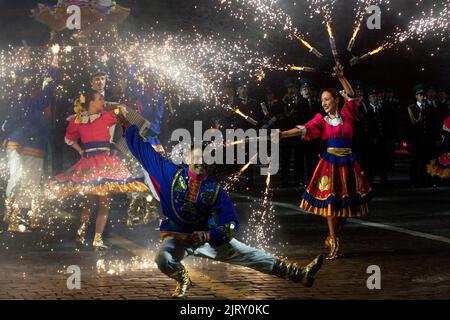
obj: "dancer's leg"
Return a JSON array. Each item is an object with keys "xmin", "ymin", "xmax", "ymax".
[
  {"xmin": 193, "ymin": 239, "xmax": 323, "ymax": 286},
  {"xmin": 76, "ymin": 195, "xmax": 96, "ymax": 245},
  {"xmin": 93, "ymin": 196, "xmax": 111, "ymax": 250},
  {"xmin": 154, "ymin": 237, "xmax": 190, "ymax": 298}
]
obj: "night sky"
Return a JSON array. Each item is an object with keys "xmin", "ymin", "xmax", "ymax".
[{"xmin": 0, "ymin": 0, "xmax": 448, "ymax": 102}]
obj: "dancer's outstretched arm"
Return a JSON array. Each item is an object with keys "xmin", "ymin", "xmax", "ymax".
[{"xmin": 123, "ymin": 124, "xmax": 179, "ymax": 186}]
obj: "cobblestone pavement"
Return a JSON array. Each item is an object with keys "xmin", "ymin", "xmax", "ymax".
[{"xmin": 0, "ymin": 185, "xmax": 449, "ymax": 300}]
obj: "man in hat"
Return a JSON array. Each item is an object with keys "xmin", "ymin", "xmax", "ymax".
[
  {"xmin": 426, "ymin": 83, "xmax": 439, "ymax": 110},
  {"xmin": 279, "ymin": 77, "xmax": 301, "ymax": 187},
  {"xmin": 437, "ymin": 87, "xmax": 450, "ymax": 121},
  {"xmin": 361, "ymin": 85, "xmax": 393, "ymax": 185},
  {"xmin": 405, "ymin": 84, "xmax": 437, "ymax": 186},
  {"xmin": 231, "ymin": 81, "xmax": 263, "ymax": 187},
  {"xmin": 383, "ymin": 87, "xmax": 401, "ymax": 170},
  {"xmin": 2, "ymin": 49, "xmax": 59, "ymax": 232},
  {"xmin": 352, "ymin": 81, "xmax": 369, "ymax": 163},
  {"xmin": 297, "ymin": 78, "xmax": 322, "ymax": 184}
]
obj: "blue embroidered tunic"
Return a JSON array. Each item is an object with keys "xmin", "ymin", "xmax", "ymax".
[{"xmin": 125, "ymin": 125, "xmax": 240, "ymax": 246}]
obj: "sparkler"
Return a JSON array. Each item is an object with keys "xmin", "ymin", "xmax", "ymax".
[
  {"xmin": 292, "ymin": 33, "xmax": 324, "ymax": 58},
  {"xmin": 234, "ymin": 108, "xmax": 259, "ymax": 126},
  {"xmin": 289, "ymin": 65, "xmax": 317, "ymax": 73},
  {"xmin": 326, "ymin": 21, "xmax": 339, "ymax": 63},
  {"xmin": 239, "ymin": 153, "xmax": 258, "ymax": 174},
  {"xmin": 350, "ymin": 45, "xmax": 384, "ymax": 66}
]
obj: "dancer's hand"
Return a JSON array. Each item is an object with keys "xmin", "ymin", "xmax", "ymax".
[
  {"xmin": 114, "ymin": 105, "xmax": 131, "ymax": 129},
  {"xmin": 189, "ymin": 231, "xmax": 210, "ymax": 247},
  {"xmin": 332, "ymin": 62, "xmax": 344, "ymax": 78}
]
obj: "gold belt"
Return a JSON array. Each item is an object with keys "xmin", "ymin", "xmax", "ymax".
[
  {"xmin": 327, "ymin": 148, "xmax": 352, "ymax": 157},
  {"xmin": 84, "ymin": 147, "xmax": 111, "ymax": 153}
]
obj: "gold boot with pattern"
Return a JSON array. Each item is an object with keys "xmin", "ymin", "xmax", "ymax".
[
  {"xmin": 92, "ymin": 233, "xmax": 112, "ymax": 251},
  {"xmin": 76, "ymin": 220, "xmax": 90, "ymax": 246},
  {"xmin": 126, "ymin": 197, "xmax": 146, "ymax": 227},
  {"xmin": 272, "ymin": 255, "xmax": 324, "ymax": 287},
  {"xmin": 325, "ymin": 237, "xmax": 341, "ymax": 260},
  {"xmin": 169, "ymin": 265, "xmax": 193, "ymax": 298}
]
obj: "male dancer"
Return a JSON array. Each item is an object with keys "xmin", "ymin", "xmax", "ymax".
[
  {"xmin": 117, "ymin": 114, "xmax": 323, "ymax": 298},
  {"xmin": 2, "ymin": 48, "xmax": 59, "ymax": 231}
]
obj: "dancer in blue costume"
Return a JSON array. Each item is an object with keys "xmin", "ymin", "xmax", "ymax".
[{"xmin": 117, "ymin": 114, "xmax": 324, "ymax": 298}]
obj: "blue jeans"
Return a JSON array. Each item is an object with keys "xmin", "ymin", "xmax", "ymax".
[{"xmin": 155, "ymin": 237, "xmax": 276, "ymax": 276}]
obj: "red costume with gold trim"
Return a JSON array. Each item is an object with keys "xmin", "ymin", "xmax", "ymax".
[
  {"xmin": 299, "ymin": 99, "xmax": 372, "ymax": 217},
  {"xmin": 53, "ymin": 111, "xmax": 148, "ymax": 196}
]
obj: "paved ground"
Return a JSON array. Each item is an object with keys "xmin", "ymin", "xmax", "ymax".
[{"xmin": 0, "ymin": 168, "xmax": 449, "ymax": 300}]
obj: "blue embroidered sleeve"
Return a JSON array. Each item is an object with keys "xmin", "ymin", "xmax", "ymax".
[
  {"xmin": 125, "ymin": 125, "xmax": 178, "ymax": 186},
  {"xmin": 209, "ymin": 187, "xmax": 240, "ymax": 246}
]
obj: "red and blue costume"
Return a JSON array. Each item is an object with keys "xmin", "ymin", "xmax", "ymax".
[
  {"xmin": 300, "ymin": 99, "xmax": 372, "ymax": 217},
  {"xmin": 54, "ymin": 111, "xmax": 148, "ymax": 196}
]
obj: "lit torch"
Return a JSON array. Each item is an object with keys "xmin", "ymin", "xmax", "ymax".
[
  {"xmin": 265, "ymin": 172, "xmax": 271, "ymax": 191},
  {"xmin": 326, "ymin": 21, "xmax": 339, "ymax": 63},
  {"xmin": 235, "ymin": 108, "xmax": 258, "ymax": 126},
  {"xmin": 350, "ymin": 45, "xmax": 385, "ymax": 66},
  {"xmin": 239, "ymin": 154, "xmax": 258, "ymax": 174},
  {"xmin": 289, "ymin": 65, "xmax": 317, "ymax": 73},
  {"xmin": 293, "ymin": 33, "xmax": 323, "ymax": 59},
  {"xmin": 347, "ymin": 25, "xmax": 361, "ymax": 52}
]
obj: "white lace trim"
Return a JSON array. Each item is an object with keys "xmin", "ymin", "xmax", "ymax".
[
  {"xmin": 66, "ymin": 112, "xmax": 102, "ymax": 124},
  {"xmin": 295, "ymin": 125, "xmax": 307, "ymax": 137},
  {"xmin": 324, "ymin": 115, "xmax": 344, "ymax": 126}
]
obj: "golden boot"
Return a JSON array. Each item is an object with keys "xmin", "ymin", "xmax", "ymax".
[
  {"xmin": 143, "ymin": 198, "xmax": 160, "ymax": 224},
  {"xmin": 92, "ymin": 233, "xmax": 112, "ymax": 251},
  {"xmin": 169, "ymin": 265, "xmax": 193, "ymax": 298},
  {"xmin": 325, "ymin": 237, "xmax": 341, "ymax": 260},
  {"xmin": 3, "ymin": 197, "xmax": 14, "ymax": 224},
  {"xmin": 76, "ymin": 220, "xmax": 90, "ymax": 246},
  {"xmin": 126, "ymin": 197, "xmax": 146, "ymax": 227},
  {"xmin": 8, "ymin": 207, "xmax": 29, "ymax": 232},
  {"xmin": 272, "ymin": 255, "xmax": 324, "ymax": 287}
]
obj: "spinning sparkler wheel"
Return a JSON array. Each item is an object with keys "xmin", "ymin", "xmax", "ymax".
[{"xmin": 31, "ymin": 0, "xmax": 130, "ymax": 38}]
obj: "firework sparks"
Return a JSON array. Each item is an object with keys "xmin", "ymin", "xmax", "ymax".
[
  {"xmin": 347, "ymin": 0, "xmax": 390, "ymax": 52},
  {"xmin": 351, "ymin": 3, "xmax": 450, "ymax": 65},
  {"xmin": 216, "ymin": 0, "xmax": 323, "ymax": 58}
]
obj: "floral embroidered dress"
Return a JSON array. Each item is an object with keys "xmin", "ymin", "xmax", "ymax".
[
  {"xmin": 298, "ymin": 99, "xmax": 372, "ymax": 217},
  {"xmin": 53, "ymin": 111, "xmax": 148, "ymax": 196},
  {"xmin": 426, "ymin": 115, "xmax": 450, "ymax": 179}
]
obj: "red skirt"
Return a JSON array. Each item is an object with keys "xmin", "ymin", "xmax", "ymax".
[
  {"xmin": 52, "ymin": 153, "xmax": 148, "ymax": 197},
  {"xmin": 300, "ymin": 152, "xmax": 372, "ymax": 218}
]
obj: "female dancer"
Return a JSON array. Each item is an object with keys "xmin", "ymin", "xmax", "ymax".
[
  {"xmin": 427, "ymin": 114, "xmax": 450, "ymax": 179},
  {"xmin": 281, "ymin": 63, "xmax": 372, "ymax": 260},
  {"xmin": 53, "ymin": 90, "xmax": 148, "ymax": 250}
]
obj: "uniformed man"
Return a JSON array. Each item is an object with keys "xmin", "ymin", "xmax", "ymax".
[
  {"xmin": 352, "ymin": 81, "xmax": 369, "ymax": 163},
  {"xmin": 2, "ymin": 49, "xmax": 59, "ymax": 232},
  {"xmin": 297, "ymin": 78, "xmax": 322, "ymax": 185},
  {"xmin": 362, "ymin": 86, "xmax": 393, "ymax": 185},
  {"xmin": 231, "ymin": 81, "xmax": 263, "ymax": 187},
  {"xmin": 405, "ymin": 84, "xmax": 437, "ymax": 186}
]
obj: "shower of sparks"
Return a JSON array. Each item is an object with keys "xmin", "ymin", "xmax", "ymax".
[
  {"xmin": 348, "ymin": 0, "xmax": 390, "ymax": 52},
  {"xmin": 243, "ymin": 183, "xmax": 278, "ymax": 252},
  {"xmin": 351, "ymin": 3, "xmax": 450, "ymax": 65},
  {"xmin": 216, "ymin": 0, "xmax": 324, "ymax": 58},
  {"xmin": 0, "ymin": 30, "xmax": 283, "ymax": 115}
]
